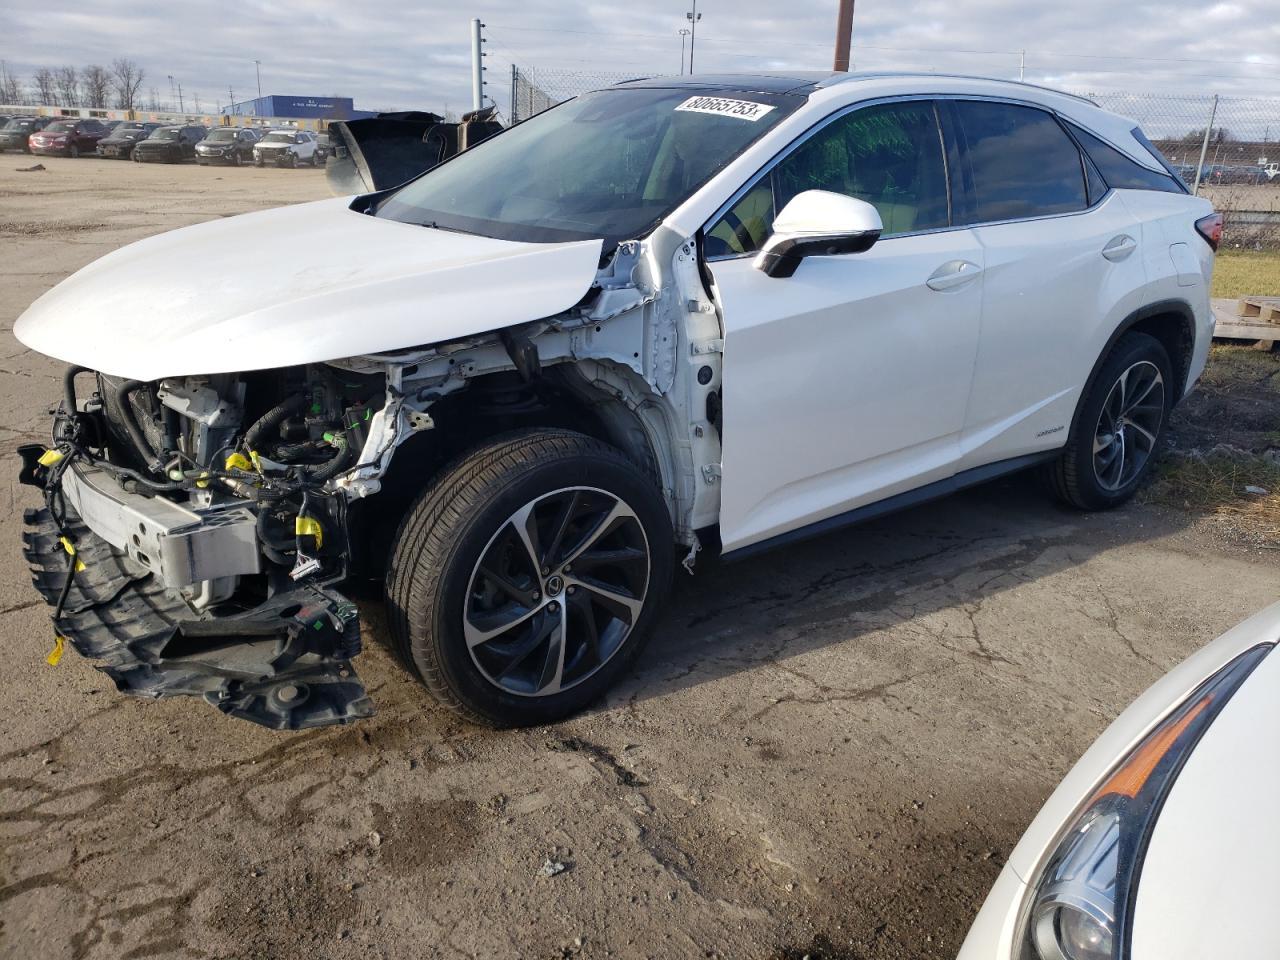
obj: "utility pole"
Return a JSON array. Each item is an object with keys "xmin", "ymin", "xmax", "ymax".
[
  {"xmin": 1019, "ymin": 50, "xmax": 1025, "ymax": 82},
  {"xmin": 228, "ymin": 85, "xmax": 235, "ymax": 114},
  {"xmin": 470, "ymin": 18, "xmax": 487, "ymax": 112},
  {"xmin": 679, "ymin": 28, "xmax": 691, "ymax": 74},
  {"xmin": 167, "ymin": 74, "xmax": 175, "ymax": 110},
  {"xmin": 686, "ymin": 2, "xmax": 702, "ymax": 74},
  {"xmin": 833, "ymin": 0, "xmax": 854, "ymax": 71},
  {"xmin": 1193, "ymin": 94, "xmax": 1218, "ymax": 196},
  {"xmin": 254, "ymin": 60, "xmax": 262, "ymax": 99},
  {"xmin": 178, "ymin": 81, "xmax": 184, "ymax": 113}
]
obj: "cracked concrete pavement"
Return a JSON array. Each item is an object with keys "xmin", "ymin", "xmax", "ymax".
[{"xmin": 1, "ymin": 159, "xmax": 1277, "ymax": 960}]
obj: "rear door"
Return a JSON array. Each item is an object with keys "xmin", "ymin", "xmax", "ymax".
[
  {"xmin": 709, "ymin": 98, "xmax": 986, "ymax": 552},
  {"xmin": 944, "ymin": 99, "xmax": 1148, "ymax": 470}
]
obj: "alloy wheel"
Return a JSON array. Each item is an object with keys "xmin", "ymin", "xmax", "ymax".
[
  {"xmin": 1092, "ymin": 360, "xmax": 1165, "ymax": 491},
  {"xmin": 463, "ymin": 486, "xmax": 651, "ymax": 698}
]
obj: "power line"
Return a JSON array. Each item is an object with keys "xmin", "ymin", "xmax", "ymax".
[{"xmin": 494, "ymin": 24, "xmax": 1279, "ymax": 71}]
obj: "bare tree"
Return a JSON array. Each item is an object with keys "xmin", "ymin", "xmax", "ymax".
[
  {"xmin": 110, "ymin": 58, "xmax": 145, "ymax": 112},
  {"xmin": 33, "ymin": 67, "xmax": 56, "ymax": 104},
  {"xmin": 82, "ymin": 64, "xmax": 110, "ymax": 108},
  {"xmin": 0, "ymin": 61, "xmax": 23, "ymax": 104},
  {"xmin": 55, "ymin": 66, "xmax": 79, "ymax": 106}
]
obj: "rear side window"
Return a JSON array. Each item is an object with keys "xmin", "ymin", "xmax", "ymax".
[
  {"xmin": 953, "ymin": 101, "xmax": 1087, "ymax": 223},
  {"xmin": 1066, "ymin": 122, "xmax": 1186, "ymax": 194}
]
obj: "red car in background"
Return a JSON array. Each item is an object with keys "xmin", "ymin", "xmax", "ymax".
[{"xmin": 28, "ymin": 118, "xmax": 109, "ymax": 158}]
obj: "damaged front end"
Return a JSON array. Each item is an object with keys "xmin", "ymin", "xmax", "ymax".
[{"xmin": 19, "ymin": 364, "xmax": 387, "ymax": 729}]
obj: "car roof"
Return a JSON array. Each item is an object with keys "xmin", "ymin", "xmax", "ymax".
[{"xmin": 611, "ymin": 70, "xmax": 1098, "ymax": 104}]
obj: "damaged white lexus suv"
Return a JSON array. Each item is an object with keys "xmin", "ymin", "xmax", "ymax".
[{"xmin": 15, "ymin": 73, "xmax": 1219, "ymax": 729}]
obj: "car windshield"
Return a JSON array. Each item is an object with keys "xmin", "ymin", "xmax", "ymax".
[
  {"xmin": 116, "ymin": 123, "xmax": 148, "ymax": 133},
  {"xmin": 4, "ymin": 119, "xmax": 33, "ymax": 130},
  {"xmin": 206, "ymin": 129, "xmax": 238, "ymax": 141},
  {"xmin": 263, "ymin": 132, "xmax": 296, "ymax": 143},
  {"xmin": 376, "ymin": 86, "xmax": 802, "ymax": 248},
  {"xmin": 150, "ymin": 129, "xmax": 180, "ymax": 140},
  {"xmin": 45, "ymin": 122, "xmax": 74, "ymax": 133}
]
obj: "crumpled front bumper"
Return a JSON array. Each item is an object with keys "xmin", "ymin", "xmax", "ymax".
[{"xmin": 22, "ymin": 503, "xmax": 374, "ymax": 730}]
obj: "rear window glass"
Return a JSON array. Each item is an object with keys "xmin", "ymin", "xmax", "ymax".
[
  {"xmin": 954, "ymin": 101, "xmax": 1087, "ymax": 223},
  {"xmin": 45, "ymin": 121, "xmax": 75, "ymax": 133},
  {"xmin": 1067, "ymin": 123, "xmax": 1185, "ymax": 194}
]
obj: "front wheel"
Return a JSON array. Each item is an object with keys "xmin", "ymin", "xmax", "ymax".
[
  {"xmin": 386, "ymin": 430, "xmax": 673, "ymax": 727},
  {"xmin": 1043, "ymin": 331, "xmax": 1173, "ymax": 510}
]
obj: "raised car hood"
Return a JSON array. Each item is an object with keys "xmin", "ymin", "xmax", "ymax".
[
  {"xmin": 15, "ymin": 196, "xmax": 604, "ymax": 380},
  {"xmin": 1130, "ymin": 645, "xmax": 1280, "ymax": 960}
]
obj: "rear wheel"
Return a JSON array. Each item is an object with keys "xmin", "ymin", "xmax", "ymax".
[
  {"xmin": 386, "ymin": 429, "xmax": 673, "ymax": 727},
  {"xmin": 1043, "ymin": 332, "xmax": 1173, "ymax": 510}
]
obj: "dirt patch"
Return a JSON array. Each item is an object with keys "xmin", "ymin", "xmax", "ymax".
[{"xmin": 1148, "ymin": 344, "xmax": 1280, "ymax": 546}]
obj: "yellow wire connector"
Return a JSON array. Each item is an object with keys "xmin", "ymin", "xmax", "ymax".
[
  {"xmin": 59, "ymin": 536, "xmax": 86, "ymax": 573},
  {"xmin": 37, "ymin": 448, "xmax": 64, "ymax": 467},
  {"xmin": 46, "ymin": 635, "xmax": 65, "ymax": 666},
  {"xmin": 294, "ymin": 516, "xmax": 323, "ymax": 549}
]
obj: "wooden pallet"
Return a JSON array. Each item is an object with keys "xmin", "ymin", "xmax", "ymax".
[
  {"xmin": 1239, "ymin": 297, "xmax": 1280, "ymax": 323},
  {"xmin": 1212, "ymin": 298, "xmax": 1279, "ymax": 346}
]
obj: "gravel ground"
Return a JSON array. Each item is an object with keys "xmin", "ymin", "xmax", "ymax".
[{"xmin": 1, "ymin": 157, "xmax": 1276, "ymax": 960}]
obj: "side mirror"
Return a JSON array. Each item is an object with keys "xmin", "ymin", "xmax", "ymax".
[{"xmin": 754, "ymin": 190, "xmax": 883, "ymax": 278}]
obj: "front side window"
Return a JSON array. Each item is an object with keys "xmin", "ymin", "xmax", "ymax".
[
  {"xmin": 952, "ymin": 101, "xmax": 1087, "ymax": 223},
  {"xmin": 706, "ymin": 99, "xmax": 949, "ymax": 257},
  {"xmin": 376, "ymin": 86, "xmax": 802, "ymax": 249}
]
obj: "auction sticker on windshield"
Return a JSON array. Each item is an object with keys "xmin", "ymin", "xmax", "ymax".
[{"xmin": 674, "ymin": 96, "xmax": 777, "ymax": 121}]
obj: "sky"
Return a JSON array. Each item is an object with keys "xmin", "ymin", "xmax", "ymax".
[{"xmin": 2, "ymin": 0, "xmax": 1279, "ymax": 121}]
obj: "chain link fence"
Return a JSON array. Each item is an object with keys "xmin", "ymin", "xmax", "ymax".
[{"xmin": 508, "ymin": 67, "xmax": 1280, "ymax": 248}]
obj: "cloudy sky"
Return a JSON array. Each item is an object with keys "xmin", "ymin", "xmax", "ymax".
[{"xmin": 3, "ymin": 0, "xmax": 1279, "ymax": 119}]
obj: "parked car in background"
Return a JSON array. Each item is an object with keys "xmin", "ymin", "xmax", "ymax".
[
  {"xmin": 1262, "ymin": 161, "xmax": 1279, "ymax": 180},
  {"xmin": 194, "ymin": 127, "xmax": 260, "ymax": 165},
  {"xmin": 959, "ymin": 601, "xmax": 1280, "ymax": 960},
  {"xmin": 253, "ymin": 129, "xmax": 324, "ymax": 166},
  {"xmin": 132, "ymin": 124, "xmax": 207, "ymax": 163},
  {"xmin": 101, "ymin": 120, "xmax": 125, "ymax": 134},
  {"xmin": 96, "ymin": 121, "xmax": 163, "ymax": 159},
  {"xmin": 0, "ymin": 116, "xmax": 55, "ymax": 153},
  {"xmin": 28, "ymin": 118, "xmax": 109, "ymax": 157}
]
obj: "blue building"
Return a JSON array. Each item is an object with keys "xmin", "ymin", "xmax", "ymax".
[{"xmin": 224, "ymin": 95, "xmax": 375, "ymax": 120}]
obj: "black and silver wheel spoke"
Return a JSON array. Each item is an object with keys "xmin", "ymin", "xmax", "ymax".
[
  {"xmin": 1093, "ymin": 361, "xmax": 1164, "ymax": 492},
  {"xmin": 464, "ymin": 486, "xmax": 650, "ymax": 697}
]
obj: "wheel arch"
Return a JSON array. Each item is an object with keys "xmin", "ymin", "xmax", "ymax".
[
  {"xmin": 1070, "ymin": 298, "xmax": 1196, "ymax": 442},
  {"xmin": 348, "ymin": 363, "xmax": 677, "ymax": 581}
]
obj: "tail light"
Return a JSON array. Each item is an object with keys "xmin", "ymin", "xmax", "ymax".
[{"xmin": 1195, "ymin": 212, "xmax": 1223, "ymax": 251}]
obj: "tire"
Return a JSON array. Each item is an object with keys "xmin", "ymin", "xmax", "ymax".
[
  {"xmin": 254, "ymin": 157, "xmax": 264, "ymax": 167},
  {"xmin": 1043, "ymin": 331, "xmax": 1174, "ymax": 510},
  {"xmin": 386, "ymin": 429, "xmax": 674, "ymax": 727}
]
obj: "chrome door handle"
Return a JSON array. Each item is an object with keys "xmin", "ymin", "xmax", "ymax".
[
  {"xmin": 926, "ymin": 260, "xmax": 982, "ymax": 292},
  {"xmin": 1102, "ymin": 235, "xmax": 1137, "ymax": 261}
]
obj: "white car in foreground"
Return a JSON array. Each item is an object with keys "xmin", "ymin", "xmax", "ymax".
[
  {"xmin": 959, "ymin": 601, "xmax": 1280, "ymax": 960},
  {"xmin": 14, "ymin": 73, "xmax": 1220, "ymax": 729}
]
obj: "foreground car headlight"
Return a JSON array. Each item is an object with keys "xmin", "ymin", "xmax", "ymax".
[{"xmin": 1019, "ymin": 644, "xmax": 1271, "ymax": 960}]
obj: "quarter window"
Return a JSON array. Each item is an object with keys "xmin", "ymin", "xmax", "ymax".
[
  {"xmin": 706, "ymin": 99, "xmax": 949, "ymax": 257},
  {"xmin": 1066, "ymin": 122, "xmax": 1185, "ymax": 194},
  {"xmin": 953, "ymin": 101, "xmax": 1088, "ymax": 223}
]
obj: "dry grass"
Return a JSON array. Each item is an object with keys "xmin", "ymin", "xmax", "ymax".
[
  {"xmin": 1213, "ymin": 250, "xmax": 1280, "ymax": 299},
  {"xmin": 1142, "ymin": 454, "xmax": 1280, "ymax": 542}
]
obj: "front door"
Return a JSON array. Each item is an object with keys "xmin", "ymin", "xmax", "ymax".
[{"xmin": 706, "ymin": 98, "xmax": 985, "ymax": 552}]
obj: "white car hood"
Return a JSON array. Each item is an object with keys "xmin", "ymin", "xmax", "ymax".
[
  {"xmin": 1130, "ymin": 645, "xmax": 1280, "ymax": 960},
  {"xmin": 14, "ymin": 197, "xmax": 604, "ymax": 380}
]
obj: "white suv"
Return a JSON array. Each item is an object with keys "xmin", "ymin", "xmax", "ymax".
[
  {"xmin": 252, "ymin": 128, "xmax": 324, "ymax": 166},
  {"xmin": 14, "ymin": 73, "xmax": 1219, "ymax": 729}
]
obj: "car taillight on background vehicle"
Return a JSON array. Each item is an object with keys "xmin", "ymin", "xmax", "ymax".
[{"xmin": 1195, "ymin": 213, "xmax": 1223, "ymax": 250}]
